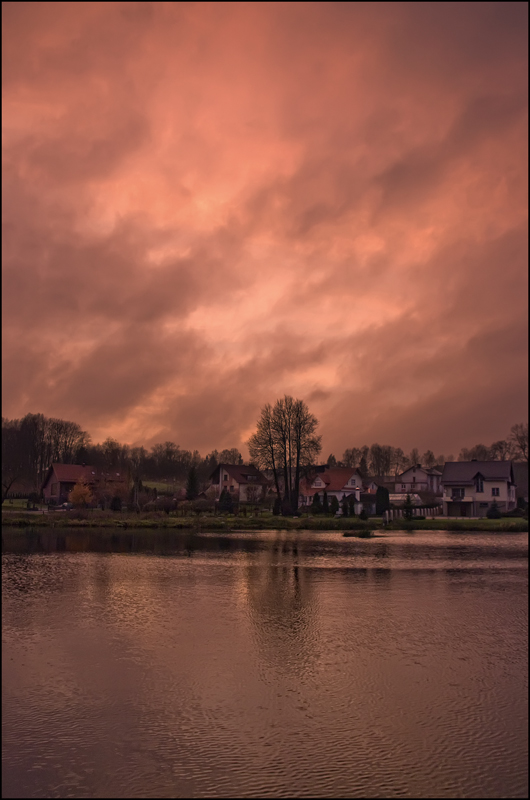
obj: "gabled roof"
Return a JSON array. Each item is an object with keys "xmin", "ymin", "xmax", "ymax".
[
  {"xmin": 300, "ymin": 467, "xmax": 361, "ymax": 495},
  {"xmin": 42, "ymin": 463, "xmax": 96, "ymax": 489},
  {"xmin": 441, "ymin": 460, "xmax": 515, "ymax": 485},
  {"xmin": 41, "ymin": 463, "xmax": 128, "ymax": 490},
  {"xmin": 368, "ymin": 476, "xmax": 395, "ymax": 487},
  {"xmin": 211, "ymin": 463, "xmax": 269, "ymax": 485}
]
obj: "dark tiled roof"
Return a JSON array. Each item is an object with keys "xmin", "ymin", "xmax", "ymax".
[
  {"xmin": 42, "ymin": 463, "xmax": 127, "ymax": 490},
  {"xmin": 212, "ymin": 463, "xmax": 269, "ymax": 485},
  {"xmin": 441, "ymin": 461, "xmax": 515, "ymax": 484}
]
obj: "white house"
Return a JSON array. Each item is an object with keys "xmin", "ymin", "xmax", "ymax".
[
  {"xmin": 395, "ymin": 465, "xmax": 442, "ymax": 496},
  {"xmin": 441, "ymin": 460, "xmax": 517, "ymax": 517},
  {"xmin": 299, "ymin": 467, "xmax": 362, "ymax": 511},
  {"xmin": 209, "ymin": 464, "xmax": 269, "ymax": 503}
]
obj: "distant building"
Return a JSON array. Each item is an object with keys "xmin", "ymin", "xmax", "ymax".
[
  {"xmin": 441, "ymin": 460, "xmax": 517, "ymax": 517},
  {"xmin": 395, "ymin": 465, "xmax": 442, "ymax": 495},
  {"xmin": 299, "ymin": 467, "xmax": 362, "ymax": 511},
  {"xmin": 209, "ymin": 463, "xmax": 269, "ymax": 503},
  {"xmin": 41, "ymin": 463, "xmax": 129, "ymax": 505}
]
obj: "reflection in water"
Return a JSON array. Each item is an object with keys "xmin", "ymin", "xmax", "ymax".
[{"xmin": 2, "ymin": 529, "xmax": 528, "ymax": 799}]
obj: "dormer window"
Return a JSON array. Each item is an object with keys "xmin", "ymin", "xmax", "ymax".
[{"xmin": 475, "ymin": 477, "xmax": 484, "ymax": 493}]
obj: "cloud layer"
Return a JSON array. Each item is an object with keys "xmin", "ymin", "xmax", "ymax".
[{"xmin": 2, "ymin": 1, "xmax": 528, "ymax": 457}]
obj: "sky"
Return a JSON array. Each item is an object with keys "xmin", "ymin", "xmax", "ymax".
[{"xmin": 2, "ymin": 1, "xmax": 528, "ymax": 459}]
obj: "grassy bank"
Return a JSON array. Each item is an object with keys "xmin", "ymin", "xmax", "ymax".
[
  {"xmin": 384, "ymin": 517, "xmax": 528, "ymax": 532},
  {"xmin": 2, "ymin": 510, "xmax": 527, "ymax": 533}
]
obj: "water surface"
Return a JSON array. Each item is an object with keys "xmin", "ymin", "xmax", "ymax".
[{"xmin": 2, "ymin": 529, "xmax": 528, "ymax": 798}]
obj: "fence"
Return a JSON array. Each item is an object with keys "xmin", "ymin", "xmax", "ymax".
[{"xmin": 383, "ymin": 507, "xmax": 442, "ymax": 522}]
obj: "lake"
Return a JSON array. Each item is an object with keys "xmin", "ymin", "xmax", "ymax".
[{"xmin": 2, "ymin": 528, "xmax": 528, "ymax": 798}]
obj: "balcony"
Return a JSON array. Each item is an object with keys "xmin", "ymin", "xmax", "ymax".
[{"xmin": 443, "ymin": 492, "xmax": 473, "ymax": 502}]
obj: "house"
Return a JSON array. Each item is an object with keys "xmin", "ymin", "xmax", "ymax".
[
  {"xmin": 41, "ymin": 463, "xmax": 129, "ymax": 505},
  {"xmin": 395, "ymin": 465, "xmax": 442, "ymax": 495},
  {"xmin": 441, "ymin": 460, "xmax": 517, "ymax": 517},
  {"xmin": 363, "ymin": 476, "xmax": 395, "ymax": 494},
  {"xmin": 209, "ymin": 463, "xmax": 269, "ymax": 503},
  {"xmin": 299, "ymin": 467, "xmax": 362, "ymax": 511}
]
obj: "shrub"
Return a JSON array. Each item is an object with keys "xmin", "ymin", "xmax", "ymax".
[
  {"xmin": 110, "ymin": 496, "xmax": 122, "ymax": 512},
  {"xmin": 330, "ymin": 496, "xmax": 339, "ymax": 515},
  {"xmin": 486, "ymin": 501, "xmax": 502, "ymax": 519},
  {"xmin": 359, "ymin": 509, "xmax": 368, "ymax": 521}
]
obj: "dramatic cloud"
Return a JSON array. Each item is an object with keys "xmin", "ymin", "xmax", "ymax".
[{"xmin": 2, "ymin": 1, "xmax": 528, "ymax": 457}]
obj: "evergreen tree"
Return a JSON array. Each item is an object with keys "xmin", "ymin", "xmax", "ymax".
[
  {"xmin": 186, "ymin": 465, "xmax": 199, "ymax": 500},
  {"xmin": 403, "ymin": 493, "xmax": 414, "ymax": 520},
  {"xmin": 358, "ymin": 456, "xmax": 368, "ymax": 477},
  {"xmin": 348, "ymin": 495, "xmax": 356, "ymax": 516},
  {"xmin": 311, "ymin": 492, "xmax": 321, "ymax": 514},
  {"xmin": 375, "ymin": 485, "xmax": 390, "ymax": 515},
  {"xmin": 219, "ymin": 487, "xmax": 234, "ymax": 513},
  {"xmin": 330, "ymin": 496, "xmax": 339, "ymax": 515},
  {"xmin": 272, "ymin": 496, "xmax": 282, "ymax": 515},
  {"xmin": 322, "ymin": 490, "xmax": 329, "ymax": 514},
  {"xmin": 341, "ymin": 497, "xmax": 349, "ymax": 517},
  {"xmin": 486, "ymin": 500, "xmax": 502, "ymax": 519},
  {"xmin": 359, "ymin": 508, "xmax": 368, "ymax": 520}
]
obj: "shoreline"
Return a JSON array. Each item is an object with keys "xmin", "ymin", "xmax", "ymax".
[{"xmin": 2, "ymin": 511, "xmax": 527, "ymax": 533}]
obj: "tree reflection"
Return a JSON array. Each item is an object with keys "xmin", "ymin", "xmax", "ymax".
[{"xmin": 242, "ymin": 533, "xmax": 320, "ymax": 679}]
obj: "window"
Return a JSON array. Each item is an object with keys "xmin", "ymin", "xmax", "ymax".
[
  {"xmin": 223, "ymin": 474, "xmax": 229, "ymax": 481},
  {"xmin": 230, "ymin": 485, "xmax": 235, "ymax": 492},
  {"xmin": 452, "ymin": 488, "xmax": 464, "ymax": 499},
  {"xmin": 475, "ymin": 477, "xmax": 483, "ymax": 493},
  {"xmin": 491, "ymin": 487, "xmax": 500, "ymax": 497},
  {"xmin": 401, "ymin": 484, "xmax": 406, "ymax": 490}
]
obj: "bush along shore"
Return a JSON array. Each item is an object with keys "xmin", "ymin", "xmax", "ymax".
[{"xmin": 1, "ymin": 510, "xmax": 527, "ymax": 533}]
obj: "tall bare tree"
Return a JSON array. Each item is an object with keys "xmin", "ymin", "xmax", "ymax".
[
  {"xmin": 509, "ymin": 423, "xmax": 528, "ymax": 461},
  {"xmin": 248, "ymin": 396, "xmax": 321, "ymax": 513}
]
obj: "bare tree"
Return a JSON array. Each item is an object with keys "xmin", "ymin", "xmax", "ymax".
[
  {"xmin": 247, "ymin": 403, "xmax": 282, "ymax": 499},
  {"xmin": 369, "ymin": 444, "xmax": 393, "ymax": 476},
  {"xmin": 342, "ymin": 447, "xmax": 361, "ymax": 468},
  {"xmin": 248, "ymin": 396, "xmax": 321, "ymax": 513},
  {"xmin": 509, "ymin": 423, "xmax": 528, "ymax": 461},
  {"xmin": 458, "ymin": 444, "xmax": 491, "ymax": 461},
  {"xmin": 422, "ymin": 450, "xmax": 437, "ymax": 469},
  {"xmin": 219, "ymin": 448, "xmax": 243, "ymax": 465},
  {"xmin": 407, "ymin": 448, "xmax": 420, "ymax": 467},
  {"xmin": 490, "ymin": 440, "xmax": 514, "ymax": 460}
]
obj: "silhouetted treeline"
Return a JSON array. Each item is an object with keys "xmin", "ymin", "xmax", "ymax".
[
  {"xmin": 2, "ymin": 413, "xmax": 243, "ymax": 498},
  {"xmin": 2, "ymin": 412, "xmax": 527, "ymax": 500}
]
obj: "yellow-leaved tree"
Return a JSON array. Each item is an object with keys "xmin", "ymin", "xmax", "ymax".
[{"xmin": 69, "ymin": 479, "xmax": 93, "ymax": 508}]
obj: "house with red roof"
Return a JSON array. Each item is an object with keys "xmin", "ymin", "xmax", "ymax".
[
  {"xmin": 299, "ymin": 467, "xmax": 362, "ymax": 511},
  {"xmin": 41, "ymin": 464, "xmax": 129, "ymax": 505},
  {"xmin": 209, "ymin": 463, "xmax": 270, "ymax": 503}
]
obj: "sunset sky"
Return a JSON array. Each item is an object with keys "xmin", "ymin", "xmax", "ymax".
[{"xmin": 2, "ymin": 1, "xmax": 528, "ymax": 459}]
